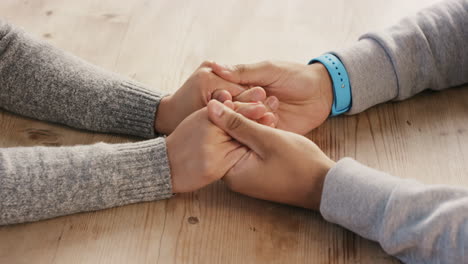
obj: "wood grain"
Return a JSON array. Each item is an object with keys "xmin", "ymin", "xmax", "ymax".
[{"xmin": 0, "ymin": 0, "xmax": 465, "ymax": 263}]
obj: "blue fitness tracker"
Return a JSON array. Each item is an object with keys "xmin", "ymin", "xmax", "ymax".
[{"xmin": 309, "ymin": 54, "xmax": 351, "ymax": 116}]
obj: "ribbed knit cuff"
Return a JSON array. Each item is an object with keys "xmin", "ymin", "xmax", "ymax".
[
  {"xmin": 319, "ymin": 158, "xmax": 401, "ymax": 241},
  {"xmin": 332, "ymin": 39, "xmax": 398, "ymax": 114},
  {"xmin": 106, "ymin": 80, "xmax": 165, "ymax": 139},
  {"xmin": 107, "ymin": 138, "xmax": 173, "ymax": 205}
]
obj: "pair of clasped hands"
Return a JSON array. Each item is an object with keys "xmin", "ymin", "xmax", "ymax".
[{"xmin": 155, "ymin": 60, "xmax": 336, "ymax": 211}]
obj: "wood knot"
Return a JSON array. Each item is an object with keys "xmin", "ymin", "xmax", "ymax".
[{"xmin": 187, "ymin": 216, "xmax": 199, "ymax": 225}]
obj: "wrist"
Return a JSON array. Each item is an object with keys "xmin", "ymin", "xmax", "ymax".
[
  {"xmin": 165, "ymin": 134, "xmax": 180, "ymax": 193},
  {"xmin": 309, "ymin": 54, "xmax": 352, "ymax": 116},
  {"xmin": 155, "ymin": 95, "xmax": 175, "ymax": 135},
  {"xmin": 309, "ymin": 158, "xmax": 335, "ymax": 211},
  {"xmin": 311, "ymin": 63, "xmax": 333, "ymax": 115}
]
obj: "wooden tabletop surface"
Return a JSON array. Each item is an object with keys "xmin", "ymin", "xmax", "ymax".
[{"xmin": 1, "ymin": 0, "xmax": 466, "ymax": 263}]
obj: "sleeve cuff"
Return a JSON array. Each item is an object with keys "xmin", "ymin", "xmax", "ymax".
[
  {"xmin": 319, "ymin": 158, "xmax": 401, "ymax": 241},
  {"xmin": 103, "ymin": 80, "xmax": 166, "ymax": 139},
  {"xmin": 103, "ymin": 138, "xmax": 173, "ymax": 206},
  {"xmin": 332, "ymin": 39, "xmax": 399, "ymax": 114}
]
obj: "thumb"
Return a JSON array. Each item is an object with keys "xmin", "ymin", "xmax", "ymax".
[
  {"xmin": 211, "ymin": 89, "xmax": 233, "ymax": 102},
  {"xmin": 207, "ymin": 100, "xmax": 273, "ymax": 156},
  {"xmin": 212, "ymin": 61, "xmax": 279, "ymax": 86}
]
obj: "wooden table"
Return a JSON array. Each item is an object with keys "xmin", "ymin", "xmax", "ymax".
[{"xmin": 1, "ymin": 0, "xmax": 466, "ymax": 263}]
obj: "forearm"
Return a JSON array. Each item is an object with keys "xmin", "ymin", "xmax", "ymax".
[
  {"xmin": 333, "ymin": 0, "xmax": 468, "ymax": 114},
  {"xmin": 320, "ymin": 158, "xmax": 468, "ymax": 263},
  {"xmin": 0, "ymin": 19, "xmax": 164, "ymax": 138},
  {"xmin": 0, "ymin": 139, "xmax": 172, "ymax": 225}
]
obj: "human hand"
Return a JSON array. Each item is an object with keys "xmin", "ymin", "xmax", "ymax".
[
  {"xmin": 212, "ymin": 61, "xmax": 333, "ymax": 135},
  {"xmin": 207, "ymin": 100, "xmax": 335, "ymax": 210},
  {"xmin": 155, "ymin": 61, "xmax": 269, "ymax": 135},
  {"xmin": 166, "ymin": 101, "xmax": 272, "ymax": 193}
]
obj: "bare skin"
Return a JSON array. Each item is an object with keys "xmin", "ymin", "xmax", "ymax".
[
  {"xmin": 155, "ymin": 61, "xmax": 277, "ymax": 135},
  {"xmin": 207, "ymin": 100, "xmax": 335, "ymax": 210},
  {"xmin": 167, "ymin": 102, "xmax": 273, "ymax": 193},
  {"xmin": 212, "ymin": 61, "xmax": 333, "ymax": 135}
]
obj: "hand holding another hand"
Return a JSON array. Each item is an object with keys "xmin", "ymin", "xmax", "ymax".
[
  {"xmin": 161, "ymin": 60, "xmax": 335, "ymax": 211},
  {"xmin": 155, "ymin": 61, "xmax": 277, "ymax": 135},
  {"xmin": 207, "ymin": 100, "xmax": 335, "ymax": 210},
  {"xmin": 166, "ymin": 101, "xmax": 272, "ymax": 193},
  {"xmin": 212, "ymin": 61, "xmax": 334, "ymax": 135}
]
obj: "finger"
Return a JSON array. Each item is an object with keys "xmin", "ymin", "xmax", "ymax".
[
  {"xmin": 233, "ymin": 102, "xmax": 267, "ymax": 120},
  {"xmin": 223, "ymin": 100, "xmax": 235, "ymax": 110},
  {"xmin": 212, "ymin": 61, "xmax": 281, "ymax": 86},
  {"xmin": 257, "ymin": 112, "xmax": 277, "ymax": 127},
  {"xmin": 212, "ymin": 89, "xmax": 232, "ymax": 102},
  {"xmin": 223, "ymin": 145, "xmax": 249, "ymax": 175},
  {"xmin": 207, "ymin": 100, "xmax": 274, "ymax": 155},
  {"xmin": 233, "ymin": 86, "xmax": 267, "ymax": 102},
  {"xmin": 212, "ymin": 73, "xmax": 246, "ymax": 97},
  {"xmin": 264, "ymin": 96, "xmax": 279, "ymax": 112}
]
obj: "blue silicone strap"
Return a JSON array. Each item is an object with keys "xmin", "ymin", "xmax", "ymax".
[{"xmin": 308, "ymin": 54, "xmax": 352, "ymax": 116}]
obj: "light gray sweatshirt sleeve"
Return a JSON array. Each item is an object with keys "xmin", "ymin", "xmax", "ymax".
[
  {"xmin": 320, "ymin": 158, "xmax": 468, "ymax": 264},
  {"xmin": 0, "ymin": 20, "xmax": 173, "ymax": 225},
  {"xmin": 320, "ymin": 0, "xmax": 468, "ymax": 263},
  {"xmin": 333, "ymin": 0, "xmax": 467, "ymax": 114}
]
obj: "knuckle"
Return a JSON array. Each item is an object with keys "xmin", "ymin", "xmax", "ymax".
[
  {"xmin": 204, "ymin": 172, "xmax": 217, "ymax": 182},
  {"xmin": 233, "ymin": 64, "xmax": 246, "ymax": 74},
  {"xmin": 262, "ymin": 60, "xmax": 277, "ymax": 69},
  {"xmin": 200, "ymin": 60, "xmax": 213, "ymax": 67},
  {"xmin": 207, "ymin": 171, "xmax": 220, "ymax": 182},
  {"xmin": 226, "ymin": 114, "xmax": 244, "ymax": 131},
  {"xmin": 194, "ymin": 68, "xmax": 212, "ymax": 83},
  {"xmin": 200, "ymin": 161, "xmax": 215, "ymax": 180}
]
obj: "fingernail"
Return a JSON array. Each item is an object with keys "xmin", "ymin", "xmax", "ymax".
[
  {"xmin": 212, "ymin": 101, "xmax": 224, "ymax": 117},
  {"xmin": 266, "ymin": 97, "xmax": 279, "ymax": 110}
]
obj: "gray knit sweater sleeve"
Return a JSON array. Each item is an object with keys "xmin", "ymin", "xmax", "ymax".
[
  {"xmin": 1, "ymin": 139, "xmax": 172, "ymax": 225},
  {"xmin": 0, "ymin": 19, "xmax": 161, "ymax": 138},
  {"xmin": 320, "ymin": 0, "xmax": 468, "ymax": 263},
  {"xmin": 0, "ymin": 20, "xmax": 173, "ymax": 225}
]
